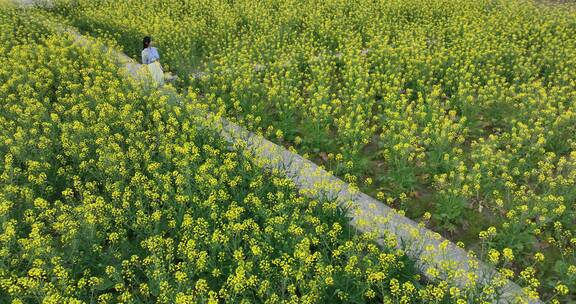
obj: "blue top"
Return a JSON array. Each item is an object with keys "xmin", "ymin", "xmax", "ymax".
[{"xmin": 142, "ymin": 47, "xmax": 160, "ymax": 64}]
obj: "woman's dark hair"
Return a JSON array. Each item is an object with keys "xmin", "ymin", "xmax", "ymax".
[{"xmin": 143, "ymin": 36, "xmax": 151, "ymax": 50}]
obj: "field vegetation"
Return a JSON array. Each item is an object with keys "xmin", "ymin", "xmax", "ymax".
[
  {"xmin": 0, "ymin": 4, "xmax": 478, "ymax": 303},
  {"xmin": 45, "ymin": 0, "xmax": 576, "ymax": 300}
]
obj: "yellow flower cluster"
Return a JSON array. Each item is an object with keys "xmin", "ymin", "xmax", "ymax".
[
  {"xmin": 48, "ymin": 0, "xmax": 576, "ymax": 300},
  {"xmin": 0, "ymin": 3, "xmax": 508, "ymax": 303}
]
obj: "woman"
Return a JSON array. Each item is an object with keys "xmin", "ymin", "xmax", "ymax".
[{"xmin": 141, "ymin": 36, "xmax": 164, "ymax": 86}]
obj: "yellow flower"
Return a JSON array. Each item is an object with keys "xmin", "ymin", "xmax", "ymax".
[
  {"xmin": 503, "ymin": 248, "xmax": 514, "ymax": 261},
  {"xmin": 195, "ymin": 279, "xmax": 208, "ymax": 293},
  {"xmin": 175, "ymin": 271, "xmax": 187, "ymax": 282},
  {"xmin": 555, "ymin": 283, "xmax": 569, "ymax": 296},
  {"xmin": 488, "ymin": 249, "xmax": 500, "ymax": 264},
  {"xmin": 534, "ymin": 253, "xmax": 545, "ymax": 263},
  {"xmin": 567, "ymin": 265, "xmax": 576, "ymax": 276},
  {"xmin": 426, "ymin": 267, "xmax": 439, "ymax": 279},
  {"xmin": 364, "ymin": 288, "xmax": 376, "ymax": 299},
  {"xmin": 390, "ymin": 278, "xmax": 400, "ymax": 295},
  {"xmin": 449, "ymin": 286, "xmax": 460, "ymax": 298}
]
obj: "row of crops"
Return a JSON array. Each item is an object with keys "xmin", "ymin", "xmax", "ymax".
[
  {"xmin": 40, "ymin": 0, "xmax": 576, "ymax": 301},
  {"xmin": 0, "ymin": 2, "xmax": 512, "ymax": 303}
]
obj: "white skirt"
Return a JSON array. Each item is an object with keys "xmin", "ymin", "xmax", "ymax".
[{"xmin": 147, "ymin": 61, "xmax": 164, "ymax": 86}]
